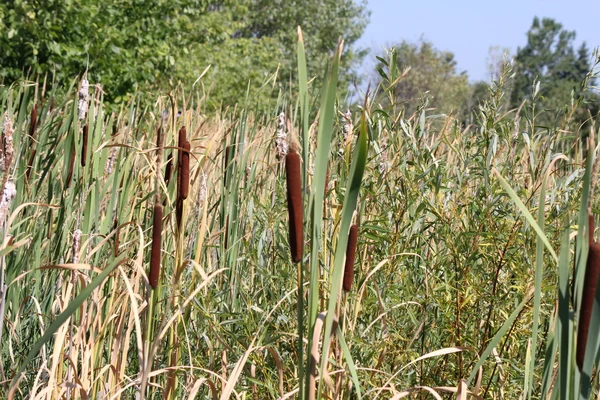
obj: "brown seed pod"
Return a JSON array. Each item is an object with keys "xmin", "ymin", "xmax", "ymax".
[
  {"xmin": 25, "ymin": 105, "xmax": 38, "ymax": 180},
  {"xmin": 149, "ymin": 204, "xmax": 163, "ymax": 289},
  {"xmin": 180, "ymin": 140, "xmax": 191, "ymax": 200},
  {"xmin": 29, "ymin": 104, "xmax": 38, "ymax": 139},
  {"xmin": 81, "ymin": 124, "xmax": 88, "ymax": 167},
  {"xmin": 577, "ymin": 225, "xmax": 600, "ymax": 370},
  {"xmin": 343, "ymin": 224, "xmax": 359, "ymax": 292},
  {"xmin": 285, "ymin": 148, "xmax": 303, "ymax": 263},
  {"xmin": 177, "ymin": 126, "xmax": 187, "ymax": 200}
]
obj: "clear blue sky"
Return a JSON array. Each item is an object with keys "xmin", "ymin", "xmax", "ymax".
[{"xmin": 356, "ymin": 0, "xmax": 600, "ymax": 82}]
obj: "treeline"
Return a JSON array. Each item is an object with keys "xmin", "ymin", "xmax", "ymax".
[
  {"xmin": 376, "ymin": 17, "xmax": 599, "ymax": 127},
  {"xmin": 1, "ymin": 1, "xmax": 598, "ymax": 124}
]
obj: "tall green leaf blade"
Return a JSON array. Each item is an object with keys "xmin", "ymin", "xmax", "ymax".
[{"xmin": 317, "ymin": 109, "xmax": 368, "ymax": 398}]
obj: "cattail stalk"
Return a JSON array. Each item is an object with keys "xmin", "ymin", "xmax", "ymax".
[
  {"xmin": 81, "ymin": 124, "xmax": 88, "ymax": 167},
  {"xmin": 285, "ymin": 148, "xmax": 303, "ymax": 263},
  {"xmin": 343, "ymin": 224, "xmax": 359, "ymax": 292},
  {"xmin": 577, "ymin": 214, "xmax": 600, "ymax": 369}
]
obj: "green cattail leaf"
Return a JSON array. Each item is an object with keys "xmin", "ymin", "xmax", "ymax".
[
  {"xmin": 317, "ymin": 107, "xmax": 368, "ymax": 398},
  {"xmin": 305, "ymin": 39, "xmax": 343, "ymax": 397}
]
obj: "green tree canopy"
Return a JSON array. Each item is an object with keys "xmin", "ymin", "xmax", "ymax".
[
  {"xmin": 0, "ymin": 0, "xmax": 368, "ymax": 105},
  {"xmin": 510, "ymin": 17, "xmax": 598, "ymax": 124},
  {"xmin": 375, "ymin": 40, "xmax": 470, "ymax": 118}
]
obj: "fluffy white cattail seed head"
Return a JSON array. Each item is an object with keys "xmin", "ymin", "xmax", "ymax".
[
  {"xmin": 275, "ymin": 112, "xmax": 288, "ymax": 160},
  {"xmin": 78, "ymin": 78, "xmax": 90, "ymax": 121}
]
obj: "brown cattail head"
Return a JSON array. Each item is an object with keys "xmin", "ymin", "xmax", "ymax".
[
  {"xmin": 66, "ymin": 141, "xmax": 76, "ymax": 189},
  {"xmin": 285, "ymin": 148, "xmax": 303, "ymax": 263},
  {"xmin": 343, "ymin": 224, "xmax": 359, "ymax": 292},
  {"xmin": 29, "ymin": 104, "xmax": 38, "ymax": 139},
  {"xmin": 149, "ymin": 204, "xmax": 163, "ymax": 289},
  {"xmin": 177, "ymin": 126, "xmax": 187, "ymax": 200},
  {"xmin": 577, "ymin": 239, "xmax": 600, "ymax": 370},
  {"xmin": 81, "ymin": 124, "xmax": 88, "ymax": 167},
  {"xmin": 26, "ymin": 106, "xmax": 38, "ymax": 181},
  {"xmin": 180, "ymin": 140, "xmax": 191, "ymax": 200}
]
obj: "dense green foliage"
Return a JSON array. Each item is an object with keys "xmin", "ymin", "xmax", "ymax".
[
  {"xmin": 510, "ymin": 17, "xmax": 595, "ymax": 117},
  {"xmin": 1, "ymin": 39, "xmax": 600, "ymax": 398},
  {"xmin": 0, "ymin": 0, "xmax": 368, "ymax": 105},
  {"xmin": 375, "ymin": 40, "xmax": 470, "ymax": 117}
]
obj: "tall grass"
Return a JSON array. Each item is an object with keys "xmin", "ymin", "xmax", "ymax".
[{"xmin": 0, "ymin": 34, "xmax": 599, "ymax": 399}]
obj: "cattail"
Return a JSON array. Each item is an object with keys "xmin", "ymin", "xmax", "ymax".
[
  {"xmin": 342, "ymin": 109, "xmax": 352, "ymax": 144},
  {"xmin": 177, "ymin": 126, "xmax": 187, "ymax": 200},
  {"xmin": 78, "ymin": 77, "xmax": 90, "ymax": 121},
  {"xmin": 66, "ymin": 142, "xmax": 76, "ymax": 189},
  {"xmin": 285, "ymin": 148, "xmax": 303, "ymax": 263},
  {"xmin": 149, "ymin": 125, "xmax": 165, "ymax": 289},
  {"xmin": 339, "ymin": 109, "xmax": 353, "ymax": 156},
  {"xmin": 343, "ymin": 224, "xmax": 359, "ymax": 292},
  {"xmin": 149, "ymin": 204, "xmax": 163, "ymax": 289},
  {"xmin": 105, "ymin": 147, "xmax": 118, "ymax": 175},
  {"xmin": 2, "ymin": 112, "xmax": 14, "ymax": 174},
  {"xmin": 25, "ymin": 105, "xmax": 38, "ymax": 180},
  {"xmin": 275, "ymin": 112, "xmax": 288, "ymax": 160},
  {"xmin": 577, "ymin": 214, "xmax": 600, "ymax": 370},
  {"xmin": 180, "ymin": 140, "xmax": 190, "ymax": 200},
  {"xmin": 0, "ymin": 180, "xmax": 16, "ymax": 223},
  {"xmin": 81, "ymin": 124, "xmax": 88, "ymax": 167},
  {"xmin": 29, "ymin": 104, "xmax": 38, "ymax": 139},
  {"xmin": 199, "ymin": 172, "xmax": 207, "ymax": 204},
  {"xmin": 223, "ymin": 145, "xmax": 234, "ymax": 186},
  {"xmin": 72, "ymin": 229, "xmax": 82, "ymax": 264}
]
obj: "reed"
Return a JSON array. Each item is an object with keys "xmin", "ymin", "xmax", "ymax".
[{"xmin": 285, "ymin": 147, "xmax": 303, "ymax": 263}]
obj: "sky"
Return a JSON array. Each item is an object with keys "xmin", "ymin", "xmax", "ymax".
[{"xmin": 356, "ymin": 0, "xmax": 600, "ymax": 82}]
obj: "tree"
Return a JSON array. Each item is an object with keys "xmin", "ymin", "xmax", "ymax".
[
  {"xmin": 375, "ymin": 40, "xmax": 470, "ymax": 117},
  {"xmin": 0, "ymin": 0, "xmax": 369, "ymax": 105},
  {"xmin": 510, "ymin": 17, "xmax": 597, "ymax": 124}
]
